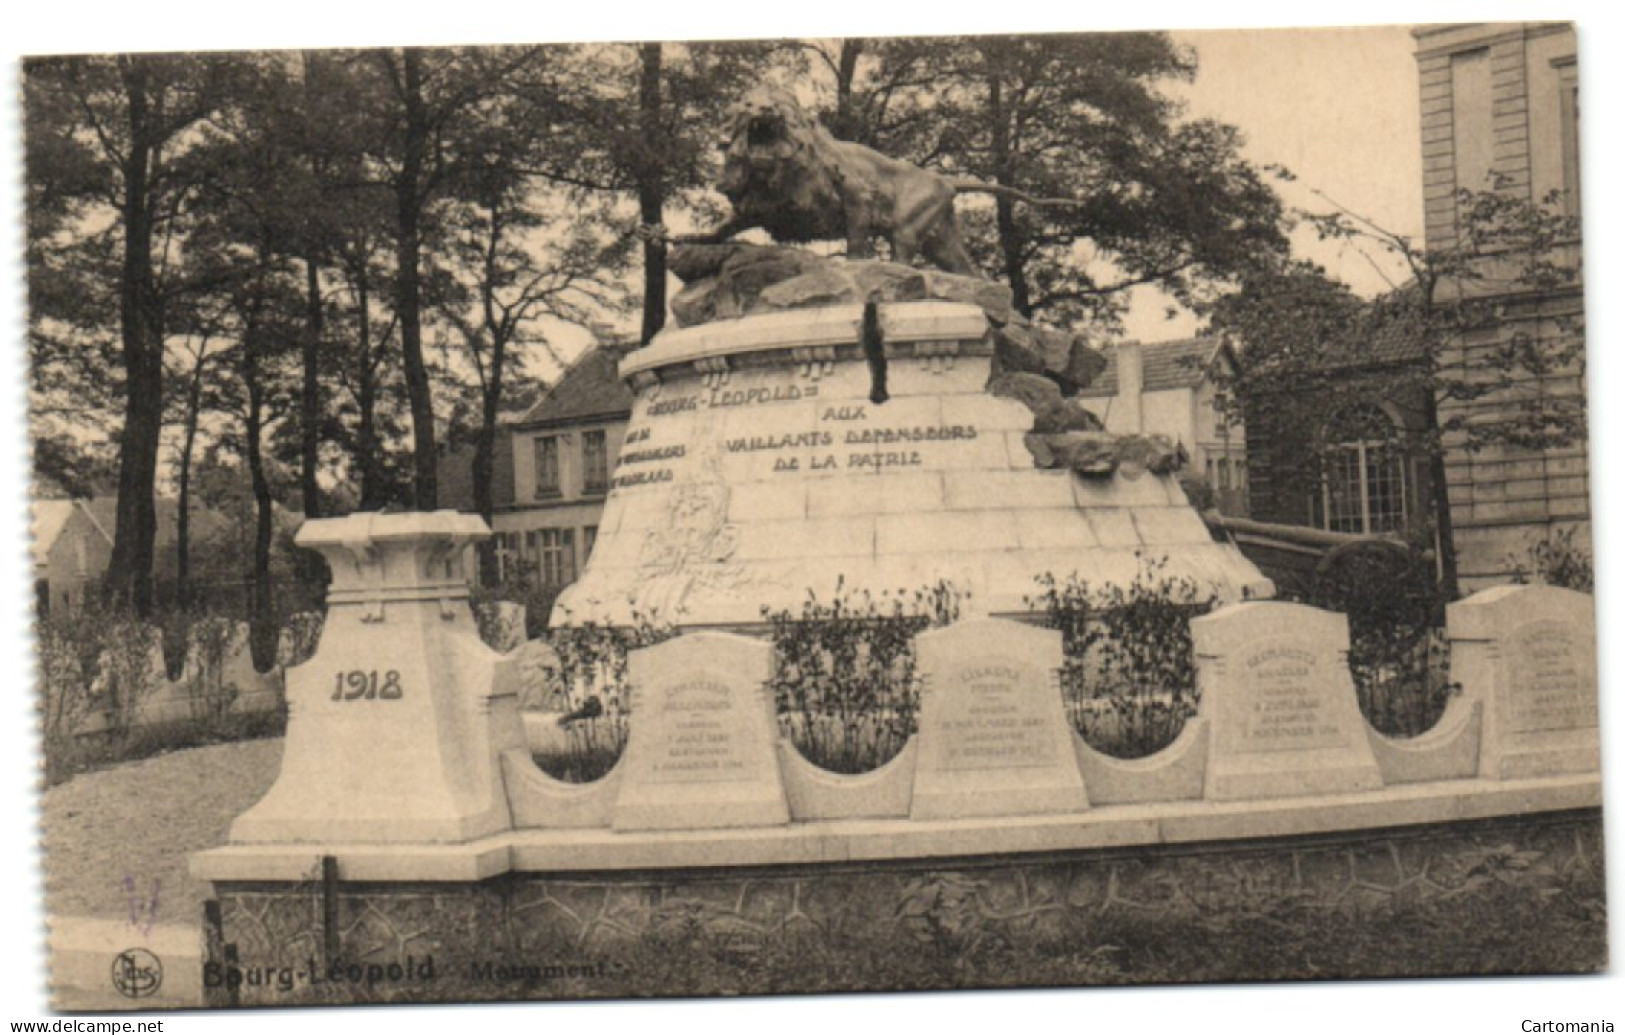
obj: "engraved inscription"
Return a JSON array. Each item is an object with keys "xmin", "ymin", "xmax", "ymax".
[
  {"xmin": 651, "ymin": 679, "xmax": 749, "ymax": 783},
  {"xmin": 936, "ymin": 660, "xmax": 1059, "ymax": 771},
  {"xmin": 1239, "ymin": 645, "xmax": 1343, "ymax": 752},
  {"xmin": 1507, "ymin": 621, "xmax": 1598, "ymax": 734}
]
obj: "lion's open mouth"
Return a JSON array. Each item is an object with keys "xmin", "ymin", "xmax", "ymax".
[{"xmin": 746, "ymin": 111, "xmax": 786, "ymax": 148}]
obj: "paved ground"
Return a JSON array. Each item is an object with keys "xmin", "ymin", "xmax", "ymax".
[{"xmin": 40, "ymin": 737, "xmax": 284, "ymax": 1009}]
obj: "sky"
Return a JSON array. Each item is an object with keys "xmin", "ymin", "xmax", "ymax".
[
  {"xmin": 3, "ymin": 2, "xmax": 1624, "ymax": 1029},
  {"xmin": 1123, "ymin": 25, "xmax": 1422, "ymax": 341}
]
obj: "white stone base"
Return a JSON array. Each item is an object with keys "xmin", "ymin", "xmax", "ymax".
[
  {"xmin": 192, "ymin": 772, "xmax": 1602, "ymax": 883},
  {"xmin": 555, "ymin": 302, "xmax": 1270, "ymax": 629}
]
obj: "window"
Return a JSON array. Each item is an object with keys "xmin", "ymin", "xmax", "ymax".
[
  {"xmin": 1556, "ymin": 58, "xmax": 1581, "ymax": 219},
  {"xmin": 1316, "ymin": 404, "xmax": 1407, "ymax": 535},
  {"xmin": 581, "ymin": 525, "xmax": 598, "ymax": 565},
  {"xmin": 533, "ymin": 435, "xmax": 560, "ymax": 498},
  {"xmin": 540, "ymin": 528, "xmax": 576, "ymax": 586},
  {"xmin": 493, "ymin": 532, "xmax": 521, "ymax": 582},
  {"xmin": 1450, "ymin": 48, "xmax": 1493, "ymax": 194},
  {"xmin": 581, "ymin": 430, "xmax": 609, "ymax": 495}
]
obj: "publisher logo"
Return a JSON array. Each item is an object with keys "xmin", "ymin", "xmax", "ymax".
[{"xmin": 111, "ymin": 948, "xmax": 163, "ymax": 999}]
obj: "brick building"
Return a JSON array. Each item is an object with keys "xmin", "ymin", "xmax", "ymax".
[{"xmin": 1415, "ymin": 22, "xmax": 1587, "ymax": 588}]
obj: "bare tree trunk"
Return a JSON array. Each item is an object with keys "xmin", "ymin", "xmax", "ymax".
[
  {"xmin": 637, "ymin": 43, "xmax": 667, "ymax": 346},
  {"xmin": 832, "ymin": 40, "xmax": 863, "ymax": 141},
  {"xmin": 985, "ymin": 66, "xmax": 1032, "ymax": 317},
  {"xmin": 241, "ymin": 303, "xmax": 277, "ymax": 669},
  {"xmin": 175, "ymin": 358, "xmax": 206, "ymax": 611},
  {"xmin": 393, "ymin": 48, "xmax": 438, "ymax": 511},
  {"xmin": 106, "ymin": 59, "xmax": 162, "ymax": 616},
  {"xmin": 301, "ymin": 254, "xmax": 324, "ymax": 519}
]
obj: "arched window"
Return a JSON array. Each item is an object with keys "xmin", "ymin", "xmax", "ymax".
[{"xmin": 1315, "ymin": 403, "xmax": 1407, "ymax": 535}]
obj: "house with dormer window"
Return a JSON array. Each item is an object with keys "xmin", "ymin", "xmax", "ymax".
[{"xmin": 438, "ymin": 346, "xmax": 634, "ymax": 593}]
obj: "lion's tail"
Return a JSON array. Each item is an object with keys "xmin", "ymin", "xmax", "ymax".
[{"xmin": 949, "ymin": 176, "xmax": 1084, "ymax": 209}]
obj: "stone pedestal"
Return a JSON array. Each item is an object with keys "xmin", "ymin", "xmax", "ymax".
[
  {"xmin": 554, "ymin": 301, "xmax": 1271, "ymax": 628},
  {"xmin": 1448, "ymin": 584, "xmax": 1599, "ymax": 779},
  {"xmin": 227, "ymin": 511, "xmax": 522, "ymax": 845},
  {"xmin": 1193, "ymin": 601, "xmax": 1384, "ymax": 801}
]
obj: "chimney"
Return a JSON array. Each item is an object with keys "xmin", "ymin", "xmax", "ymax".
[{"xmin": 1115, "ymin": 341, "xmax": 1144, "ymax": 434}]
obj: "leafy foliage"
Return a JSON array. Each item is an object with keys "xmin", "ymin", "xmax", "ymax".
[
  {"xmin": 1508, "ymin": 525, "xmax": 1594, "ymax": 594},
  {"xmin": 1290, "ymin": 543, "xmax": 1456, "ymax": 739},
  {"xmin": 537, "ymin": 610, "xmax": 679, "ymax": 783},
  {"xmin": 803, "ymin": 35, "xmax": 1288, "ymax": 329},
  {"xmin": 1026, "ymin": 555, "xmax": 1216, "ymax": 759},
  {"xmin": 762, "ymin": 579, "xmax": 963, "ymax": 774}
]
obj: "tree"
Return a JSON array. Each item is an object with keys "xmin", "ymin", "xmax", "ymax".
[
  {"xmin": 24, "ymin": 54, "xmax": 237, "ymax": 613},
  {"xmin": 537, "ymin": 41, "xmax": 777, "ymax": 343},
  {"xmin": 436, "ymin": 153, "xmax": 631, "ymax": 578},
  {"xmin": 804, "ymin": 34, "xmax": 1289, "ymax": 331},
  {"xmin": 1208, "ymin": 184, "xmax": 1586, "ymax": 597},
  {"xmin": 351, "ymin": 46, "xmax": 551, "ymax": 511},
  {"xmin": 163, "ymin": 293, "xmax": 231, "ymax": 609}
]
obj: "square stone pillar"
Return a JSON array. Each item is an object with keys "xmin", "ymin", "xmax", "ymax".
[{"xmin": 228, "ymin": 511, "xmax": 523, "ymax": 845}]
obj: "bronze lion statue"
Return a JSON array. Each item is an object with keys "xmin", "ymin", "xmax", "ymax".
[{"xmin": 652, "ymin": 86, "xmax": 1072, "ymax": 277}]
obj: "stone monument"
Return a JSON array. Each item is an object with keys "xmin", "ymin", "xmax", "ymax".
[
  {"xmin": 227, "ymin": 511, "xmax": 521, "ymax": 844},
  {"xmin": 555, "ymin": 89, "xmax": 1269, "ymax": 629},
  {"xmin": 611, "ymin": 632, "xmax": 789, "ymax": 831}
]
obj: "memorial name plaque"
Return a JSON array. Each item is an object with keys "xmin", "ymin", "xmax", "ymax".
[
  {"xmin": 612, "ymin": 632, "xmax": 790, "ymax": 831},
  {"xmin": 911, "ymin": 619, "xmax": 1089, "ymax": 819},
  {"xmin": 1193, "ymin": 602, "xmax": 1383, "ymax": 801},
  {"xmin": 1447, "ymin": 584, "xmax": 1600, "ymax": 779}
]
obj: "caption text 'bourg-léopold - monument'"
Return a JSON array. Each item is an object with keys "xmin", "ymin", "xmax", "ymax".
[{"xmin": 188, "ymin": 83, "xmax": 1603, "ymax": 1004}]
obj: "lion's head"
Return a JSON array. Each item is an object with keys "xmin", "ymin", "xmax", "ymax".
[{"xmin": 720, "ymin": 86, "xmax": 825, "ymax": 199}]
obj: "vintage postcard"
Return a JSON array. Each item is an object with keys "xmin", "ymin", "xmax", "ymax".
[{"xmin": 12, "ymin": 10, "xmax": 1615, "ymax": 1028}]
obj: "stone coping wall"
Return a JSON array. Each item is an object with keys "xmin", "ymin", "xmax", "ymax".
[
  {"xmin": 195, "ymin": 516, "xmax": 1600, "ymax": 897},
  {"xmin": 200, "ymin": 805, "xmax": 1604, "ymax": 1005}
]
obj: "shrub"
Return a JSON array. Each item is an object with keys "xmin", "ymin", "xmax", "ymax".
[
  {"xmin": 763, "ymin": 580, "xmax": 963, "ymax": 774},
  {"xmin": 470, "ymin": 597, "xmax": 526, "ymax": 652},
  {"xmin": 38, "ymin": 602, "xmax": 292, "ymax": 785},
  {"xmin": 183, "ymin": 616, "xmax": 245, "ymax": 730},
  {"xmin": 1510, "ymin": 525, "xmax": 1594, "ymax": 593},
  {"xmin": 1027, "ymin": 555, "xmax": 1216, "ymax": 759},
  {"xmin": 471, "ymin": 560, "xmax": 568, "ymax": 639},
  {"xmin": 537, "ymin": 609, "xmax": 678, "ymax": 783},
  {"xmin": 1301, "ymin": 542, "xmax": 1455, "ymax": 738}
]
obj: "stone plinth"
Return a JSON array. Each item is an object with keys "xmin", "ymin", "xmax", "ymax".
[
  {"xmin": 1193, "ymin": 601, "xmax": 1384, "ymax": 801},
  {"xmin": 227, "ymin": 511, "xmax": 522, "ymax": 844},
  {"xmin": 1448, "ymin": 584, "xmax": 1599, "ymax": 779},
  {"xmin": 910, "ymin": 619, "xmax": 1088, "ymax": 819},
  {"xmin": 554, "ymin": 302, "xmax": 1270, "ymax": 627},
  {"xmin": 612, "ymin": 632, "xmax": 789, "ymax": 831}
]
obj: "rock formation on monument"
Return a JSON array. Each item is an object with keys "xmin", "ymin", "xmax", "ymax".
[{"xmin": 642, "ymin": 86, "xmax": 1186, "ymax": 482}]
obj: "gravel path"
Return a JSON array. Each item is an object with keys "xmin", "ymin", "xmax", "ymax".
[{"xmin": 42, "ymin": 738, "xmax": 284, "ymax": 926}]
